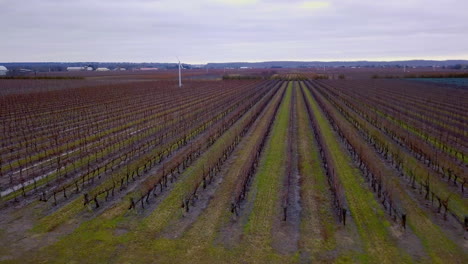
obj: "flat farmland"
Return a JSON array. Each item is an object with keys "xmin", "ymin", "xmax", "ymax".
[{"xmin": 0, "ymin": 77, "xmax": 466, "ymax": 263}]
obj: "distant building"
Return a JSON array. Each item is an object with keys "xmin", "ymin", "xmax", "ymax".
[
  {"xmin": 67, "ymin": 67, "xmax": 85, "ymax": 71},
  {"xmin": 0, "ymin": 66, "xmax": 8, "ymax": 76},
  {"xmin": 95, "ymin": 67, "xmax": 110, "ymax": 72},
  {"xmin": 114, "ymin": 67, "xmax": 126, "ymax": 71},
  {"xmin": 66, "ymin": 66, "xmax": 93, "ymax": 71},
  {"xmin": 139, "ymin": 68, "xmax": 159, "ymax": 71}
]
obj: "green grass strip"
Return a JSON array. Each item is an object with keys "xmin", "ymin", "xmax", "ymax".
[
  {"xmin": 240, "ymin": 82, "xmax": 292, "ymax": 262},
  {"xmin": 296, "ymin": 83, "xmax": 340, "ymax": 262},
  {"xmin": 303, "ymin": 85, "xmax": 411, "ymax": 264}
]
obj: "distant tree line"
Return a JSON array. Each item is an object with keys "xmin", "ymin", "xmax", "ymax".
[
  {"xmin": 0, "ymin": 76, "xmax": 84, "ymax": 80},
  {"xmin": 372, "ymin": 72, "xmax": 468, "ymax": 79}
]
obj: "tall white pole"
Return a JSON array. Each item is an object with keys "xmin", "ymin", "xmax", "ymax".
[{"xmin": 178, "ymin": 61, "xmax": 182, "ymax": 88}]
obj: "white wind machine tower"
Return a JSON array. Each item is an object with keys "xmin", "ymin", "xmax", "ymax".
[{"xmin": 177, "ymin": 57, "xmax": 183, "ymax": 88}]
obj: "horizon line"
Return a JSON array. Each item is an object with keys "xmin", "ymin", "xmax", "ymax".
[{"xmin": 2, "ymin": 58, "xmax": 468, "ymax": 65}]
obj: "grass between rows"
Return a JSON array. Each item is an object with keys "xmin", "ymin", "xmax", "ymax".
[
  {"xmin": 31, "ymin": 88, "xmax": 259, "ymax": 232},
  {"xmin": 319, "ymin": 84, "xmax": 468, "ymax": 221},
  {"xmin": 302, "ymin": 85, "xmax": 411, "ymax": 263},
  {"xmin": 139, "ymin": 86, "xmax": 278, "ymax": 235},
  {"xmin": 1, "ymin": 86, "xmax": 235, "ymax": 184},
  {"xmin": 116, "ymin": 81, "xmax": 288, "ymax": 264},
  {"xmin": 2, "ymin": 89, "xmax": 239, "ymax": 202},
  {"xmin": 295, "ymin": 83, "xmax": 342, "ymax": 262},
  {"xmin": 19, "ymin": 83, "xmax": 279, "ymax": 263},
  {"xmin": 183, "ymin": 82, "xmax": 287, "ymax": 243},
  {"xmin": 373, "ymin": 108, "xmax": 467, "ymax": 164},
  {"xmin": 314, "ymin": 82, "xmax": 467, "ymax": 263},
  {"xmin": 237, "ymin": 82, "xmax": 292, "ymax": 263}
]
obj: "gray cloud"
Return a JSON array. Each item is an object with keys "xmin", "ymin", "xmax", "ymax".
[{"xmin": 0, "ymin": 0, "xmax": 467, "ymax": 63}]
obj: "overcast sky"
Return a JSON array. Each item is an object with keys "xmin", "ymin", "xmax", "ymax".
[{"xmin": 1, "ymin": 0, "xmax": 467, "ymax": 63}]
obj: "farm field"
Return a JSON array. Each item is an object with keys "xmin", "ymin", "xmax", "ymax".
[
  {"xmin": 409, "ymin": 78, "xmax": 468, "ymax": 87},
  {"xmin": 0, "ymin": 75, "xmax": 467, "ymax": 263}
]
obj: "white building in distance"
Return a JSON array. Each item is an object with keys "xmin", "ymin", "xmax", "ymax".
[
  {"xmin": 0, "ymin": 66, "xmax": 8, "ymax": 76},
  {"xmin": 95, "ymin": 67, "xmax": 110, "ymax": 72},
  {"xmin": 67, "ymin": 66, "xmax": 93, "ymax": 71},
  {"xmin": 67, "ymin": 67, "xmax": 84, "ymax": 71}
]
